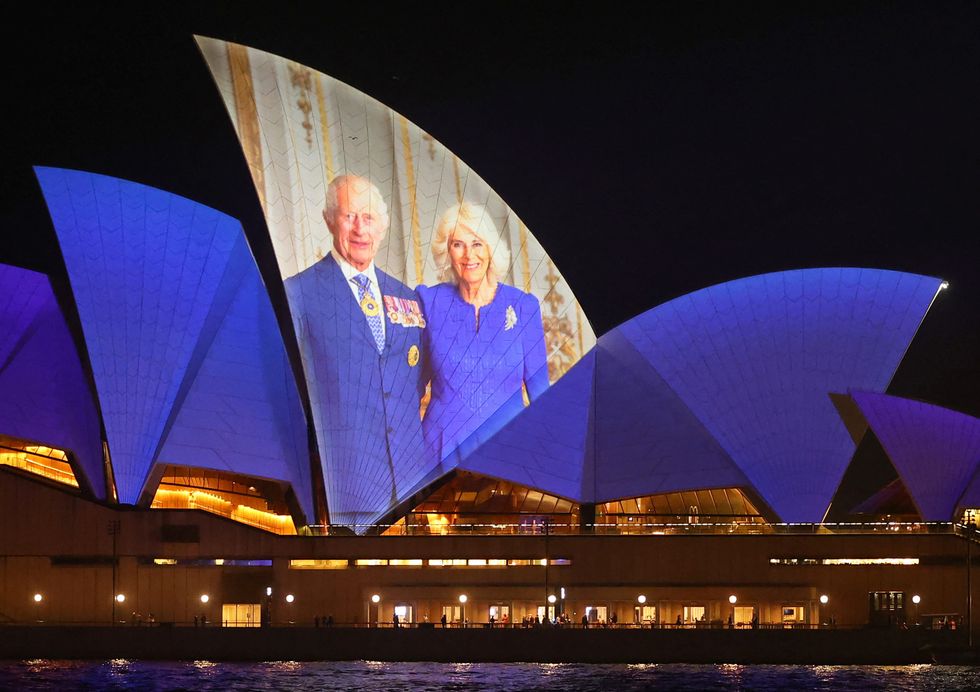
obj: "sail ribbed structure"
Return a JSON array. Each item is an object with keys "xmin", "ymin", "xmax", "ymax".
[
  {"xmin": 35, "ymin": 168, "xmax": 312, "ymax": 516},
  {"xmin": 852, "ymin": 391, "xmax": 980, "ymax": 520},
  {"xmin": 462, "ymin": 269, "xmax": 943, "ymax": 522},
  {"xmin": 0, "ymin": 263, "xmax": 104, "ymax": 498}
]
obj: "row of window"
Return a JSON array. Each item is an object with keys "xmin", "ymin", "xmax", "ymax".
[
  {"xmin": 290, "ymin": 558, "xmax": 572, "ymax": 569},
  {"xmin": 140, "ymin": 558, "xmax": 572, "ymax": 568},
  {"xmin": 770, "ymin": 558, "xmax": 919, "ymax": 566}
]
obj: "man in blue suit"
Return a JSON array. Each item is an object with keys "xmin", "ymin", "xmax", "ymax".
[{"xmin": 284, "ymin": 175, "xmax": 432, "ymax": 529}]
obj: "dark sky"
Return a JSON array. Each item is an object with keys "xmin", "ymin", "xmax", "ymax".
[{"xmin": 2, "ymin": 1, "xmax": 978, "ymax": 414}]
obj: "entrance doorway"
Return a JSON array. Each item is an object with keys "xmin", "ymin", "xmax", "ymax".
[
  {"xmin": 585, "ymin": 605, "xmax": 608, "ymax": 625},
  {"xmin": 442, "ymin": 604, "xmax": 462, "ymax": 626},
  {"xmin": 733, "ymin": 605, "xmax": 755, "ymax": 627},
  {"xmin": 683, "ymin": 605, "xmax": 706, "ymax": 624},
  {"xmin": 222, "ymin": 603, "xmax": 261, "ymax": 627},
  {"xmin": 394, "ymin": 603, "xmax": 413, "ymax": 625},
  {"xmin": 489, "ymin": 603, "xmax": 510, "ymax": 626},
  {"xmin": 634, "ymin": 605, "xmax": 657, "ymax": 625}
]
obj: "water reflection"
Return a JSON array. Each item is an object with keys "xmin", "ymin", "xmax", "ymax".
[{"xmin": 0, "ymin": 661, "xmax": 978, "ymax": 691}]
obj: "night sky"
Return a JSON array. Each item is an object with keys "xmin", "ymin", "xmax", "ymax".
[{"xmin": 2, "ymin": 2, "xmax": 977, "ymax": 415}]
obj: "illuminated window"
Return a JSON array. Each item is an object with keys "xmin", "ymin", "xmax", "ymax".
[
  {"xmin": 388, "ymin": 559, "xmax": 424, "ymax": 567},
  {"xmin": 151, "ymin": 465, "xmax": 296, "ymax": 535},
  {"xmin": 0, "ymin": 436, "xmax": 78, "ymax": 488},
  {"xmin": 597, "ymin": 488, "xmax": 765, "ymax": 524},
  {"xmin": 683, "ymin": 605, "xmax": 705, "ymax": 623},
  {"xmin": 289, "ymin": 560, "xmax": 348, "ymax": 569},
  {"xmin": 770, "ymin": 558, "xmax": 919, "ymax": 566},
  {"xmin": 355, "ymin": 559, "xmax": 388, "ymax": 567}
]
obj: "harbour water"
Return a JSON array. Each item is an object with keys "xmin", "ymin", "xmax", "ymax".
[{"xmin": 2, "ymin": 660, "xmax": 980, "ymax": 691}]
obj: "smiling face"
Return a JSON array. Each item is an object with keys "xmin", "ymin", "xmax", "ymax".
[
  {"xmin": 449, "ymin": 226, "xmax": 491, "ymax": 289},
  {"xmin": 324, "ymin": 178, "xmax": 387, "ymax": 271}
]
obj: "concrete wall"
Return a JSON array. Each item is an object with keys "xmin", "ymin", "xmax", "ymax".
[{"xmin": 2, "ymin": 469, "xmax": 977, "ymax": 635}]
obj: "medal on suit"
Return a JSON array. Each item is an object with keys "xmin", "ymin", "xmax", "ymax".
[
  {"xmin": 360, "ymin": 294, "xmax": 381, "ymax": 317},
  {"xmin": 407, "ymin": 344, "xmax": 420, "ymax": 367}
]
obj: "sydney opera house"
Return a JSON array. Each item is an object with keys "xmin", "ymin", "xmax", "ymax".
[{"xmin": 2, "ymin": 38, "xmax": 979, "ymax": 635}]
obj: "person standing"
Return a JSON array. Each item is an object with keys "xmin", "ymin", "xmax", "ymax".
[
  {"xmin": 418, "ymin": 202, "xmax": 549, "ymax": 466},
  {"xmin": 285, "ymin": 175, "xmax": 432, "ymax": 527}
]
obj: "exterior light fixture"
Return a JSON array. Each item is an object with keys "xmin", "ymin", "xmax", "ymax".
[
  {"xmin": 912, "ymin": 594, "xmax": 921, "ymax": 605},
  {"xmin": 560, "ymin": 587, "xmax": 566, "ymax": 600},
  {"xmin": 200, "ymin": 594, "xmax": 210, "ymax": 604},
  {"xmin": 266, "ymin": 587, "xmax": 272, "ymax": 597},
  {"xmin": 728, "ymin": 595, "xmax": 737, "ymax": 605},
  {"xmin": 547, "ymin": 594, "xmax": 557, "ymax": 604},
  {"xmin": 116, "ymin": 594, "xmax": 126, "ymax": 603},
  {"xmin": 371, "ymin": 594, "xmax": 381, "ymax": 604},
  {"xmin": 637, "ymin": 594, "xmax": 647, "ymax": 604},
  {"xmin": 940, "ymin": 281, "xmax": 950, "ymax": 291},
  {"xmin": 819, "ymin": 594, "xmax": 829, "ymax": 605},
  {"xmin": 285, "ymin": 594, "xmax": 295, "ymax": 603},
  {"xmin": 458, "ymin": 594, "xmax": 468, "ymax": 604},
  {"xmin": 33, "ymin": 593, "xmax": 43, "ymax": 603}
]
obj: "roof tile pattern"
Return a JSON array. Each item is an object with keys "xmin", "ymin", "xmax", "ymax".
[
  {"xmin": 617, "ymin": 268, "xmax": 942, "ymax": 521},
  {"xmin": 0, "ymin": 264, "xmax": 104, "ymax": 498},
  {"xmin": 852, "ymin": 391, "xmax": 980, "ymax": 520},
  {"xmin": 36, "ymin": 168, "xmax": 310, "ymax": 513}
]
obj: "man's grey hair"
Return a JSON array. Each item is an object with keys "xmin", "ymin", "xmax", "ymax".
[{"xmin": 323, "ymin": 174, "xmax": 390, "ymax": 230}]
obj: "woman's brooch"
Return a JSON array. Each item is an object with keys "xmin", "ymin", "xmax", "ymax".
[{"xmin": 504, "ymin": 305, "xmax": 517, "ymax": 331}]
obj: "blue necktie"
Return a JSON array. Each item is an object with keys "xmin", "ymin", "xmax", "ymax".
[{"xmin": 352, "ymin": 274, "xmax": 385, "ymax": 353}]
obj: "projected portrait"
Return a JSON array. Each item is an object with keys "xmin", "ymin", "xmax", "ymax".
[
  {"xmin": 419, "ymin": 203, "xmax": 549, "ymax": 464},
  {"xmin": 197, "ymin": 37, "xmax": 596, "ymax": 526}
]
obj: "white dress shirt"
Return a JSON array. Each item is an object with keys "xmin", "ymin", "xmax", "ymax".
[{"xmin": 331, "ymin": 248, "xmax": 386, "ymax": 340}]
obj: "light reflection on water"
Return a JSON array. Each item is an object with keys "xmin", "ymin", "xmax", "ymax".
[{"xmin": 1, "ymin": 661, "xmax": 979, "ymax": 691}]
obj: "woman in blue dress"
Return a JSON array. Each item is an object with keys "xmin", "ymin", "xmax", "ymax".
[{"xmin": 418, "ymin": 202, "xmax": 550, "ymax": 465}]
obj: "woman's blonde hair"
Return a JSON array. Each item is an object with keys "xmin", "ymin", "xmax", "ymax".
[{"xmin": 431, "ymin": 202, "xmax": 511, "ymax": 284}]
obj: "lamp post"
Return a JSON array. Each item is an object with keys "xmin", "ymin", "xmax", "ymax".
[
  {"xmin": 458, "ymin": 594, "xmax": 467, "ymax": 627},
  {"xmin": 107, "ymin": 520, "xmax": 120, "ymax": 626},
  {"xmin": 33, "ymin": 593, "xmax": 43, "ymax": 623},
  {"xmin": 728, "ymin": 595, "xmax": 737, "ymax": 628},
  {"xmin": 819, "ymin": 594, "xmax": 829, "ymax": 628},
  {"xmin": 371, "ymin": 593, "xmax": 381, "ymax": 627},
  {"xmin": 911, "ymin": 594, "xmax": 920, "ymax": 627},
  {"xmin": 968, "ymin": 520, "xmax": 975, "ymax": 647}
]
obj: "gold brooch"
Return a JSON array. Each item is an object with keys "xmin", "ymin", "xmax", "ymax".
[
  {"xmin": 505, "ymin": 305, "xmax": 517, "ymax": 331},
  {"xmin": 360, "ymin": 294, "xmax": 380, "ymax": 317},
  {"xmin": 407, "ymin": 344, "xmax": 420, "ymax": 367}
]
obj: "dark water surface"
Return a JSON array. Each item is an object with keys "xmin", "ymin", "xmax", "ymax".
[{"xmin": 2, "ymin": 660, "xmax": 980, "ymax": 690}]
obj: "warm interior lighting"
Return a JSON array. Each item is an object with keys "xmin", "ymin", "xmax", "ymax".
[
  {"xmin": 151, "ymin": 465, "xmax": 296, "ymax": 535},
  {"xmin": 289, "ymin": 559, "xmax": 349, "ymax": 569},
  {"xmin": 0, "ymin": 437, "xmax": 78, "ymax": 488},
  {"xmin": 770, "ymin": 557, "xmax": 919, "ymax": 566}
]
